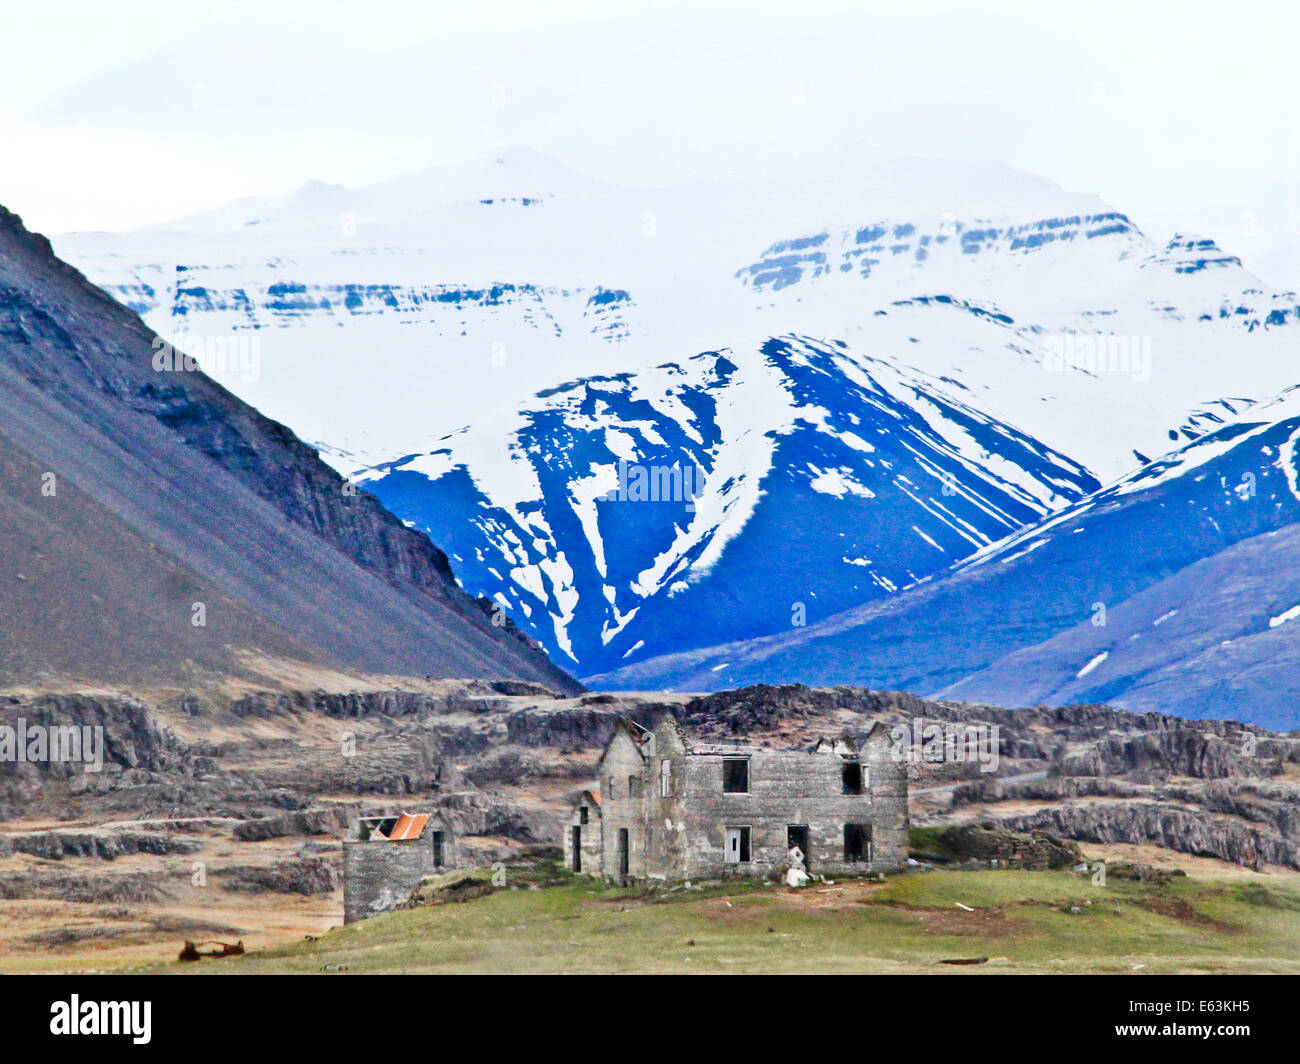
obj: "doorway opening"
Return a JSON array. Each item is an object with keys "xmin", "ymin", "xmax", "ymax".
[
  {"xmin": 786, "ymin": 825, "xmax": 810, "ymax": 871},
  {"xmin": 843, "ymin": 823, "xmax": 872, "ymax": 863}
]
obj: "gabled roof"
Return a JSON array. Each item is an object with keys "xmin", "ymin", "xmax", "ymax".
[
  {"xmin": 811, "ymin": 735, "xmax": 860, "ymax": 756},
  {"xmin": 653, "ymin": 715, "xmax": 689, "ymax": 753},
  {"xmin": 598, "ymin": 717, "xmax": 652, "ymax": 766},
  {"xmin": 387, "ymin": 812, "xmax": 431, "ymax": 840}
]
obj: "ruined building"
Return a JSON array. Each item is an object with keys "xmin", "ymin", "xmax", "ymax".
[
  {"xmin": 342, "ymin": 811, "xmax": 459, "ymax": 923},
  {"xmin": 564, "ymin": 716, "xmax": 908, "ymax": 882}
]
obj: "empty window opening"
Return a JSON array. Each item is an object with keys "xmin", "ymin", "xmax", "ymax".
[
  {"xmin": 724, "ymin": 826, "xmax": 752, "ymax": 863},
  {"xmin": 367, "ymin": 817, "xmax": 399, "ymax": 839},
  {"xmin": 579, "ymin": 805, "xmax": 589, "ymax": 825},
  {"xmin": 723, "ymin": 758, "xmax": 750, "ymax": 794},
  {"xmin": 617, "ymin": 828, "xmax": 630, "ymax": 884},
  {"xmin": 358, "ymin": 816, "xmax": 399, "ymax": 841},
  {"xmin": 842, "ymin": 761, "xmax": 863, "ymax": 795},
  {"xmin": 432, "ymin": 831, "xmax": 445, "ymax": 868},
  {"xmin": 844, "ymin": 823, "xmax": 872, "ymax": 863},
  {"xmin": 629, "ymin": 774, "xmax": 643, "ymax": 798},
  {"xmin": 571, "ymin": 826, "xmax": 582, "ymax": 872}
]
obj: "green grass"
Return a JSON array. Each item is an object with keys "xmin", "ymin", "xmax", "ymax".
[
  {"xmin": 139, "ymin": 866, "xmax": 1300, "ymax": 975},
  {"xmin": 907, "ymin": 825, "xmax": 951, "ymax": 860}
]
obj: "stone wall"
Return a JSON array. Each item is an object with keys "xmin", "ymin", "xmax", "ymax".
[
  {"xmin": 639, "ymin": 721, "xmax": 690, "ymax": 880},
  {"xmin": 674, "ymin": 734, "xmax": 907, "ymax": 878},
  {"xmin": 342, "ymin": 824, "xmax": 457, "ymax": 923},
  {"xmin": 861, "ymin": 724, "xmax": 910, "ymax": 874},
  {"xmin": 588, "ymin": 718, "xmax": 908, "ymax": 882},
  {"xmin": 562, "ymin": 795, "xmax": 604, "ymax": 875},
  {"xmin": 595, "ymin": 724, "xmax": 649, "ymax": 881}
]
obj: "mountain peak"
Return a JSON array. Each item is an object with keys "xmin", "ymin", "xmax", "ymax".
[{"xmin": 1156, "ymin": 232, "xmax": 1244, "ymax": 273}]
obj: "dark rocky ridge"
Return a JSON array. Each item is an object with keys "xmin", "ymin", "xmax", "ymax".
[{"xmin": 0, "ymin": 204, "xmax": 579, "ymax": 693}]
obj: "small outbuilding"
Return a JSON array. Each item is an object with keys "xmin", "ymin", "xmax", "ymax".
[{"xmin": 342, "ymin": 810, "xmax": 458, "ymax": 923}]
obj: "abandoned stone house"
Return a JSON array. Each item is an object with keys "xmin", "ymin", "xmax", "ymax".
[
  {"xmin": 564, "ymin": 716, "xmax": 908, "ymax": 883},
  {"xmin": 342, "ymin": 811, "xmax": 459, "ymax": 923}
]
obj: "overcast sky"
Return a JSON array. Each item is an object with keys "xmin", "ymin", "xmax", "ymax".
[{"xmin": 2, "ymin": 0, "xmax": 1296, "ymax": 286}]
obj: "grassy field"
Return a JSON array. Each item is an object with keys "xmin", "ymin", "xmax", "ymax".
[{"xmin": 144, "ymin": 859, "xmax": 1300, "ymax": 975}]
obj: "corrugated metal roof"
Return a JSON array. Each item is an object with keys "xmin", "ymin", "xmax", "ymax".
[{"xmin": 386, "ymin": 812, "xmax": 430, "ymax": 841}]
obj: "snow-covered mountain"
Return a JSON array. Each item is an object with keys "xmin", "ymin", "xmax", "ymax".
[
  {"xmin": 589, "ymin": 384, "xmax": 1300, "ymax": 728},
  {"xmin": 355, "ymin": 335, "xmax": 1098, "ymax": 672},
  {"xmin": 52, "ymin": 146, "xmax": 1300, "ymax": 683},
  {"xmin": 55, "ymin": 146, "xmax": 1300, "ymax": 478}
]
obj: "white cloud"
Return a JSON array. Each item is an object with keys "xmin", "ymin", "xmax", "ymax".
[{"xmin": 1, "ymin": 0, "xmax": 1296, "ymax": 286}]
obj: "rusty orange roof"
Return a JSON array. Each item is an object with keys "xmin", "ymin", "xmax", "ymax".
[
  {"xmin": 588, "ymin": 791, "xmax": 602, "ymax": 807},
  {"xmin": 387, "ymin": 813, "xmax": 430, "ymax": 841}
]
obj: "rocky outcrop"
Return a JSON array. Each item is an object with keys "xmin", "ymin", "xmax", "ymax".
[
  {"xmin": 218, "ymin": 858, "xmax": 336, "ymax": 895},
  {"xmin": 0, "ymin": 870, "xmax": 164, "ymax": 903},
  {"xmin": 233, "ymin": 807, "xmax": 357, "ymax": 842},
  {"xmin": 0, "ymin": 693, "xmax": 188, "ymax": 779},
  {"xmin": 932, "ymin": 822, "xmax": 1082, "ymax": 869},
  {"xmin": 998, "ymin": 802, "xmax": 1297, "ymax": 871},
  {"xmin": 1105, "ymin": 861, "xmax": 1186, "ymax": 884},
  {"xmin": 0, "ymin": 831, "xmax": 200, "ymax": 860},
  {"xmin": 461, "ymin": 748, "xmax": 551, "ymax": 788},
  {"xmin": 0, "ymin": 693, "xmax": 195, "ymax": 821},
  {"xmin": 1058, "ymin": 729, "xmax": 1280, "ymax": 780},
  {"xmin": 427, "ymin": 791, "xmax": 557, "ymax": 844},
  {"xmin": 951, "ymin": 775, "xmax": 1145, "ymax": 806},
  {"xmin": 403, "ymin": 875, "xmax": 497, "ymax": 908},
  {"xmin": 501, "ymin": 704, "xmax": 656, "ymax": 749},
  {"xmin": 676, "ymin": 685, "xmax": 850, "ymax": 734},
  {"xmin": 227, "ymin": 687, "xmax": 537, "ymax": 721}
]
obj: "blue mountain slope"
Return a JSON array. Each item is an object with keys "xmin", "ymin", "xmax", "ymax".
[
  {"xmin": 358, "ymin": 335, "xmax": 1099, "ymax": 674},
  {"xmin": 587, "ymin": 387, "xmax": 1300, "ymax": 727}
]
